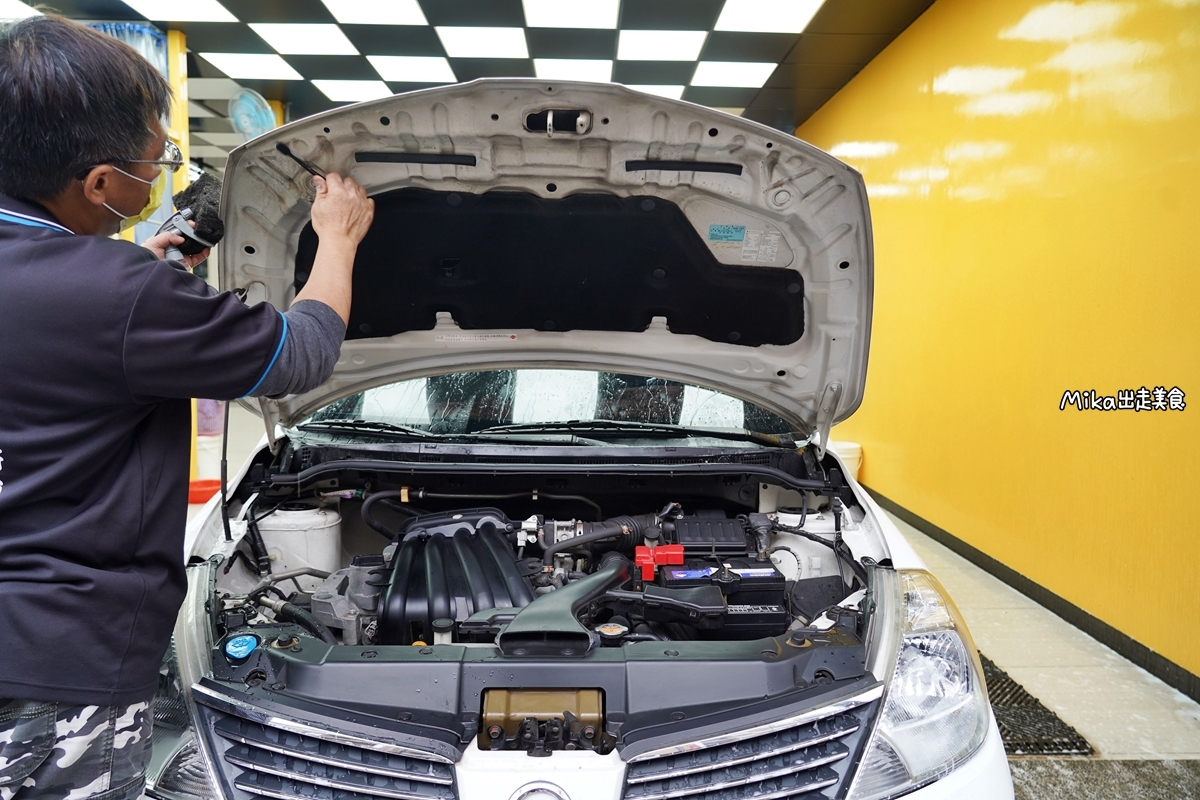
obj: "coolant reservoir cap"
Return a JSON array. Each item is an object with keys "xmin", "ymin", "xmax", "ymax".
[
  {"xmin": 225, "ymin": 634, "xmax": 260, "ymax": 660},
  {"xmin": 594, "ymin": 622, "xmax": 629, "ymax": 639}
]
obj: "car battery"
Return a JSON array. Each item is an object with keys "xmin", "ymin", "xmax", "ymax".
[
  {"xmin": 668, "ymin": 515, "xmax": 750, "ymax": 558},
  {"xmin": 659, "ymin": 558, "xmax": 789, "ymax": 639},
  {"xmin": 723, "ymin": 601, "xmax": 790, "ymax": 639}
]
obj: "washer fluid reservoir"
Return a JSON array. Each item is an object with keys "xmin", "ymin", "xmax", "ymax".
[{"xmin": 254, "ymin": 505, "xmax": 342, "ymax": 593}]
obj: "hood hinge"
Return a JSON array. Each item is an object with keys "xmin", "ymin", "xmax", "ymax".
[
  {"xmin": 813, "ymin": 382, "xmax": 843, "ymax": 459},
  {"xmin": 258, "ymin": 398, "xmax": 281, "ymax": 455}
]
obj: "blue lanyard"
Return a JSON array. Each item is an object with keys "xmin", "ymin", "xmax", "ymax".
[{"xmin": 0, "ymin": 208, "xmax": 73, "ymax": 233}]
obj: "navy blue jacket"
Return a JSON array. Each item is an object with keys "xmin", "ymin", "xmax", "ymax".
[{"xmin": 0, "ymin": 194, "xmax": 287, "ymax": 706}]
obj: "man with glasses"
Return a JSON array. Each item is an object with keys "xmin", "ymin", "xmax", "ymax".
[
  {"xmin": 0, "ymin": 15, "xmax": 373, "ymax": 799},
  {"xmin": 78, "ymin": 138, "xmax": 185, "ymax": 233}
]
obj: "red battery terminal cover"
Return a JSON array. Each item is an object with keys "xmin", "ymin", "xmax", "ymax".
[{"xmin": 634, "ymin": 544, "xmax": 685, "ymax": 581}]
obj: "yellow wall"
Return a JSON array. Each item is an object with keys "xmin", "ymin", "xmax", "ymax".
[{"xmin": 799, "ymin": 0, "xmax": 1200, "ymax": 674}]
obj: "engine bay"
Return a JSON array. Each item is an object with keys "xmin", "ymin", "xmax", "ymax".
[
  {"xmin": 211, "ymin": 443, "xmax": 875, "ymax": 654},
  {"xmin": 194, "ymin": 441, "xmax": 882, "ymax": 752}
]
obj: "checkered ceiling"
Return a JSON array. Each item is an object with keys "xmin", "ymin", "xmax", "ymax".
[{"xmin": 21, "ymin": 0, "xmax": 933, "ymax": 172}]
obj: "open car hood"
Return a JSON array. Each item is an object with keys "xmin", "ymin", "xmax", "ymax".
[{"xmin": 219, "ymin": 80, "xmax": 872, "ymax": 443}]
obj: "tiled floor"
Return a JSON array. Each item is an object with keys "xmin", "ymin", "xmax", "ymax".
[
  {"xmin": 889, "ymin": 511, "xmax": 1200, "ymax": 762},
  {"xmin": 1007, "ymin": 759, "xmax": 1200, "ymax": 799},
  {"xmin": 888, "ymin": 512, "xmax": 1200, "ymax": 797}
]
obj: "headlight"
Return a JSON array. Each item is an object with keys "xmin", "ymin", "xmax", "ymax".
[
  {"xmin": 846, "ymin": 570, "xmax": 990, "ymax": 800},
  {"xmin": 146, "ymin": 562, "xmax": 223, "ymax": 800},
  {"xmin": 145, "ymin": 641, "xmax": 220, "ymax": 799}
]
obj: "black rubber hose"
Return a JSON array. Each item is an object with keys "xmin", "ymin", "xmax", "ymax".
[
  {"xmin": 361, "ymin": 490, "xmax": 410, "ymax": 540},
  {"xmin": 832, "ymin": 498, "xmax": 869, "ymax": 586},
  {"xmin": 746, "ymin": 513, "xmax": 773, "ymax": 560},
  {"xmin": 246, "ymin": 514, "xmax": 272, "ymax": 575},
  {"xmin": 282, "ymin": 604, "xmax": 339, "ymax": 646},
  {"xmin": 541, "ymin": 521, "xmax": 622, "ymax": 566},
  {"xmin": 257, "ymin": 596, "xmax": 338, "ymax": 645},
  {"xmin": 221, "ymin": 549, "xmax": 260, "ymax": 576},
  {"xmin": 774, "ymin": 521, "xmax": 866, "ymax": 588},
  {"xmin": 420, "ymin": 490, "xmax": 602, "ymax": 520},
  {"xmin": 377, "ymin": 498, "xmax": 429, "ymax": 519},
  {"xmin": 540, "ymin": 515, "xmax": 652, "ymax": 566}
]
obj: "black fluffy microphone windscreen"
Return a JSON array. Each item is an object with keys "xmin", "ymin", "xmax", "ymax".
[{"xmin": 171, "ymin": 173, "xmax": 224, "ymax": 255}]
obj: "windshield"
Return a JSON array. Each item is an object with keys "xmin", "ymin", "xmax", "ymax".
[{"xmin": 303, "ymin": 370, "xmax": 793, "ymax": 437}]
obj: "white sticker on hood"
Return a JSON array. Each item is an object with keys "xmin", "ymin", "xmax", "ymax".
[
  {"xmin": 436, "ymin": 334, "xmax": 518, "ymax": 343},
  {"xmin": 741, "ymin": 230, "xmax": 781, "ymax": 263}
]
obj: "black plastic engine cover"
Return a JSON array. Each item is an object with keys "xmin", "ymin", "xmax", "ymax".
[{"xmin": 377, "ymin": 512, "xmax": 535, "ymax": 645}]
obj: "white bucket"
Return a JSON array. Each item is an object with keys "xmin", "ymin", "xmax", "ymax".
[
  {"xmin": 827, "ymin": 440, "xmax": 863, "ymax": 482},
  {"xmin": 195, "ymin": 434, "xmax": 223, "ymax": 480}
]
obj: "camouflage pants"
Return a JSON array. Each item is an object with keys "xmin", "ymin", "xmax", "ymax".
[{"xmin": 0, "ymin": 699, "xmax": 151, "ymax": 800}]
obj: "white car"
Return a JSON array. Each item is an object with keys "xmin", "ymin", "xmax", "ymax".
[{"xmin": 153, "ymin": 81, "xmax": 1014, "ymax": 800}]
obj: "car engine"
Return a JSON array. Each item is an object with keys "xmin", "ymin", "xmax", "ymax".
[
  {"xmin": 190, "ymin": 447, "xmax": 881, "ymax": 767},
  {"xmin": 213, "ymin": 474, "xmax": 869, "ymax": 653}
]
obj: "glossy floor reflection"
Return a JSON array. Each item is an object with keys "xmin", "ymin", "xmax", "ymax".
[
  {"xmin": 889, "ymin": 511, "xmax": 1200, "ymax": 761},
  {"xmin": 1008, "ymin": 759, "xmax": 1200, "ymax": 800},
  {"xmin": 889, "ymin": 511, "xmax": 1200, "ymax": 797}
]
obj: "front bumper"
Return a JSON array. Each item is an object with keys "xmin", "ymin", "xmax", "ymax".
[
  {"xmin": 450, "ymin": 715, "xmax": 1013, "ymax": 800},
  {"xmin": 903, "ymin": 716, "xmax": 1013, "ymax": 800}
]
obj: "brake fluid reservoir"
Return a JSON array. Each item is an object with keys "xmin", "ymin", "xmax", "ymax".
[{"xmin": 254, "ymin": 505, "xmax": 342, "ymax": 593}]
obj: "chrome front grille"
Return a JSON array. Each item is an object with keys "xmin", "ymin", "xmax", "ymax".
[
  {"xmin": 204, "ymin": 709, "xmax": 457, "ymax": 800},
  {"xmin": 622, "ymin": 691, "xmax": 878, "ymax": 800}
]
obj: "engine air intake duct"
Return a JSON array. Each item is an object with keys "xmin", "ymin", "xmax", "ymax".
[{"xmin": 377, "ymin": 510, "xmax": 535, "ymax": 645}]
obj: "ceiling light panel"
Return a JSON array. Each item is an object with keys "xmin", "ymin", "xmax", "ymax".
[
  {"xmin": 312, "ymin": 79, "xmax": 393, "ymax": 102},
  {"xmin": 319, "ymin": 0, "xmax": 427, "ymax": 25},
  {"xmin": 199, "ymin": 53, "xmax": 304, "ymax": 80},
  {"xmin": 436, "ymin": 27, "xmax": 529, "ymax": 59},
  {"xmin": 249, "ymin": 24, "xmax": 359, "ymax": 55},
  {"xmin": 533, "ymin": 59, "xmax": 613, "ymax": 81},
  {"xmin": 368, "ymin": 55, "xmax": 457, "ymax": 82},
  {"xmin": 0, "ymin": 0, "xmax": 39, "ymax": 18},
  {"xmin": 193, "ymin": 132, "xmax": 248, "ymax": 147},
  {"xmin": 191, "ymin": 145, "xmax": 232, "ymax": 159},
  {"xmin": 121, "ymin": 0, "xmax": 236, "ymax": 22},
  {"xmin": 617, "ymin": 30, "xmax": 707, "ymax": 61},
  {"xmin": 523, "ymin": 0, "xmax": 618, "ymax": 29},
  {"xmin": 627, "ymin": 85, "xmax": 685, "ymax": 99},
  {"xmin": 714, "ymin": 0, "xmax": 826, "ymax": 34},
  {"xmin": 186, "ymin": 100, "xmax": 216, "ymax": 118},
  {"xmin": 187, "ymin": 77, "xmax": 244, "ymax": 99},
  {"xmin": 691, "ymin": 61, "xmax": 776, "ymax": 87}
]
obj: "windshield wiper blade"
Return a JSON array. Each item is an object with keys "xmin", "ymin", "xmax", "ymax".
[
  {"xmin": 475, "ymin": 420, "xmax": 794, "ymax": 446},
  {"xmin": 295, "ymin": 420, "xmax": 609, "ymax": 446},
  {"xmin": 296, "ymin": 419, "xmax": 439, "ymax": 439}
]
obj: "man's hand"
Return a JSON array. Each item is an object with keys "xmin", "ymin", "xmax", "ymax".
[
  {"xmin": 142, "ymin": 220, "xmax": 211, "ymax": 270},
  {"xmin": 311, "ymin": 173, "xmax": 374, "ymax": 246},
  {"xmin": 293, "ymin": 173, "xmax": 375, "ymax": 325}
]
